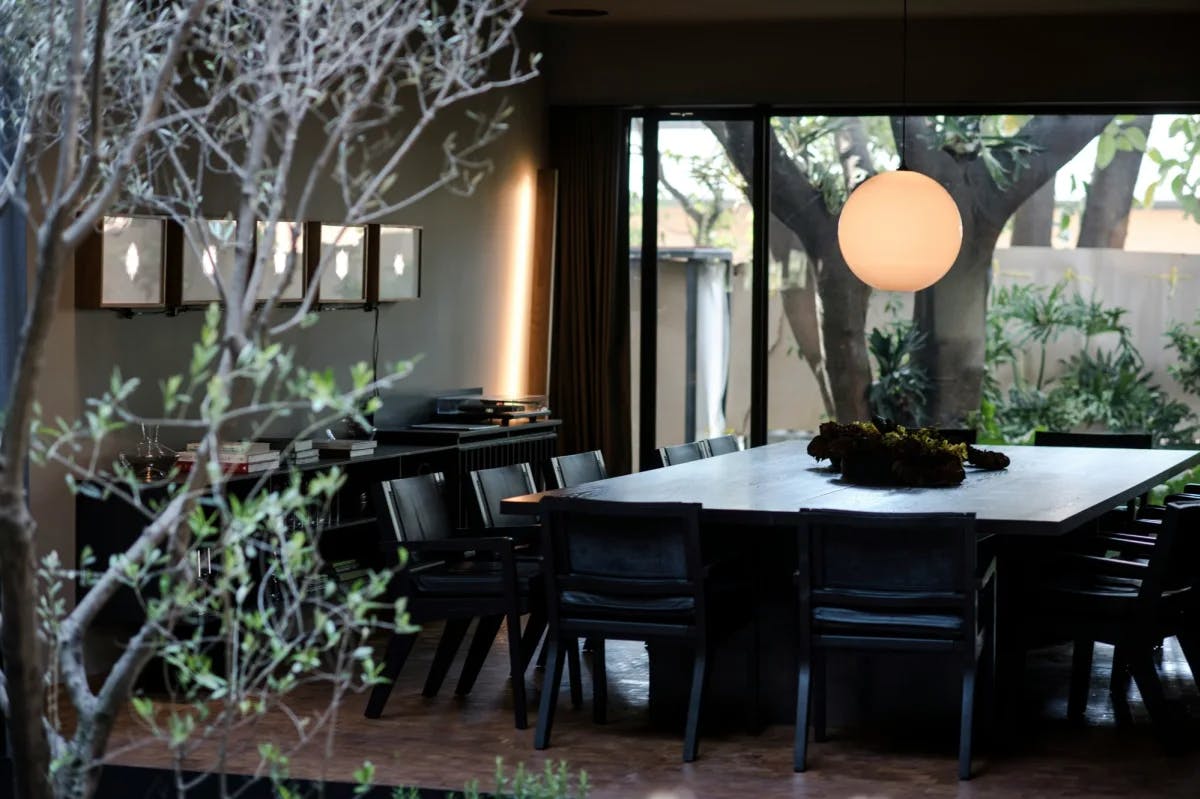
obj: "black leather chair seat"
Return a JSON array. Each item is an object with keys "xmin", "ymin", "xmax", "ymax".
[
  {"xmin": 412, "ymin": 559, "xmax": 541, "ymax": 596},
  {"xmin": 813, "ymin": 605, "xmax": 965, "ymax": 638},
  {"xmin": 1038, "ymin": 583, "xmax": 1191, "ymax": 620},
  {"xmin": 562, "ymin": 590, "xmax": 695, "ymax": 620}
]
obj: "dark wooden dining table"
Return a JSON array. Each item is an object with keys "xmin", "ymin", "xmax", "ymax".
[
  {"xmin": 502, "ymin": 440, "xmax": 1200, "ymax": 535},
  {"xmin": 501, "ymin": 440, "xmax": 1200, "ymax": 730}
]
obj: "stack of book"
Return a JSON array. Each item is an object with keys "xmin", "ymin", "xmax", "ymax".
[
  {"xmin": 328, "ymin": 558, "xmax": 371, "ymax": 585},
  {"xmin": 256, "ymin": 437, "xmax": 321, "ymax": 466},
  {"xmin": 313, "ymin": 439, "xmax": 378, "ymax": 459},
  {"xmin": 177, "ymin": 441, "xmax": 281, "ymax": 475}
]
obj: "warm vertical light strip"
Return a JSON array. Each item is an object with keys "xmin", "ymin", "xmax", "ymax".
[{"xmin": 499, "ymin": 170, "xmax": 535, "ymax": 396}]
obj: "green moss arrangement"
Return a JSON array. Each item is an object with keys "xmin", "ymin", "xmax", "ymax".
[{"xmin": 807, "ymin": 418, "xmax": 1010, "ymax": 487}]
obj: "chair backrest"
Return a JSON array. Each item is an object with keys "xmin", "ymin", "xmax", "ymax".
[
  {"xmin": 702, "ymin": 435, "xmax": 741, "ymax": 457},
  {"xmin": 937, "ymin": 428, "xmax": 977, "ymax": 446},
  {"xmin": 374, "ymin": 472, "xmax": 454, "ymax": 544},
  {"xmin": 548, "ymin": 450, "xmax": 608, "ymax": 489},
  {"xmin": 470, "ymin": 462, "xmax": 538, "ymax": 528},
  {"xmin": 796, "ymin": 509, "xmax": 978, "ymax": 634},
  {"xmin": 539, "ymin": 497, "xmax": 706, "ymax": 635},
  {"xmin": 1033, "ymin": 431, "xmax": 1152, "ymax": 449},
  {"xmin": 1140, "ymin": 500, "xmax": 1200, "ymax": 600},
  {"xmin": 655, "ymin": 441, "xmax": 706, "ymax": 468}
]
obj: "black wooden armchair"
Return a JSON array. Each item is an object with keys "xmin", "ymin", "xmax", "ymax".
[
  {"xmin": 534, "ymin": 497, "xmax": 757, "ymax": 762},
  {"xmin": 701, "ymin": 435, "xmax": 741, "ymax": 456},
  {"xmin": 470, "ymin": 462, "xmax": 583, "ymax": 705},
  {"xmin": 548, "ymin": 450, "xmax": 608, "ymax": 489},
  {"xmin": 653, "ymin": 441, "xmax": 706, "ymax": 468},
  {"xmin": 365, "ymin": 473, "xmax": 541, "ymax": 729},
  {"xmin": 794, "ymin": 509, "xmax": 995, "ymax": 780},
  {"xmin": 1035, "ymin": 500, "xmax": 1200, "ymax": 738}
]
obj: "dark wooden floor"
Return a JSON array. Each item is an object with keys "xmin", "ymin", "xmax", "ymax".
[{"xmin": 104, "ymin": 621, "xmax": 1200, "ymax": 797}]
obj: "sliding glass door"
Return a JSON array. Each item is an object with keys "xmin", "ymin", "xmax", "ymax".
[{"xmin": 628, "ymin": 113, "xmax": 764, "ymax": 469}]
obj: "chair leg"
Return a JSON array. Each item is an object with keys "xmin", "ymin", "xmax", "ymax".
[
  {"xmin": 793, "ymin": 655, "xmax": 812, "ymax": 772},
  {"xmin": 567, "ymin": 638, "xmax": 583, "ymax": 709},
  {"xmin": 364, "ymin": 632, "xmax": 417, "ymax": 719},
  {"xmin": 746, "ymin": 621, "xmax": 761, "ymax": 733},
  {"xmin": 455, "ymin": 615, "xmax": 503, "ymax": 696},
  {"xmin": 423, "ymin": 618, "xmax": 471, "ymax": 698},
  {"xmin": 519, "ymin": 610, "xmax": 547, "ymax": 673},
  {"xmin": 536, "ymin": 631, "xmax": 550, "ymax": 670},
  {"xmin": 1128, "ymin": 648, "xmax": 1174, "ymax": 738},
  {"xmin": 958, "ymin": 660, "xmax": 977, "ymax": 781},
  {"xmin": 1109, "ymin": 646, "xmax": 1134, "ymax": 727},
  {"xmin": 683, "ymin": 647, "xmax": 709, "ymax": 763},
  {"xmin": 1068, "ymin": 639, "xmax": 1093, "ymax": 722},
  {"xmin": 1175, "ymin": 631, "xmax": 1200, "ymax": 694},
  {"xmin": 813, "ymin": 650, "xmax": 828, "ymax": 742},
  {"xmin": 592, "ymin": 638, "xmax": 608, "ymax": 724},
  {"xmin": 506, "ymin": 607, "xmax": 529, "ymax": 730},
  {"xmin": 534, "ymin": 638, "xmax": 566, "ymax": 750}
]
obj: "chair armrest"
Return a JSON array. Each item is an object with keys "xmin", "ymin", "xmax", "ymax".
[
  {"xmin": 408, "ymin": 536, "xmax": 516, "ymax": 558},
  {"xmin": 1098, "ymin": 533, "xmax": 1154, "ymax": 551},
  {"xmin": 484, "ymin": 524, "xmax": 542, "ymax": 547},
  {"xmin": 976, "ymin": 556, "xmax": 997, "ymax": 591},
  {"xmin": 1061, "ymin": 553, "xmax": 1148, "ymax": 580}
]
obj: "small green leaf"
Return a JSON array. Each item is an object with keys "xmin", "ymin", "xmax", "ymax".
[{"xmin": 1096, "ymin": 135, "xmax": 1117, "ymax": 170}]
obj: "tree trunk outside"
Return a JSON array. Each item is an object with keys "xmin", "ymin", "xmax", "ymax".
[
  {"xmin": 780, "ymin": 280, "xmax": 835, "ymax": 418},
  {"xmin": 812, "ymin": 233, "xmax": 872, "ymax": 422},
  {"xmin": 0, "ymin": 495, "xmax": 54, "ymax": 799},
  {"xmin": 1077, "ymin": 115, "xmax": 1153, "ymax": 249},
  {"xmin": 912, "ymin": 219, "xmax": 1003, "ymax": 425},
  {"xmin": 1010, "ymin": 180, "xmax": 1055, "ymax": 246}
]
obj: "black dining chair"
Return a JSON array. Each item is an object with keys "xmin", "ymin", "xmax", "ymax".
[
  {"xmin": 702, "ymin": 435, "xmax": 742, "ymax": 457},
  {"xmin": 534, "ymin": 497, "xmax": 757, "ymax": 762},
  {"xmin": 794, "ymin": 510, "xmax": 995, "ymax": 781},
  {"xmin": 1033, "ymin": 431, "xmax": 1153, "ymax": 449},
  {"xmin": 470, "ymin": 462, "xmax": 542, "ymax": 530},
  {"xmin": 470, "ymin": 462, "xmax": 583, "ymax": 704},
  {"xmin": 654, "ymin": 441, "xmax": 707, "ymax": 468},
  {"xmin": 938, "ymin": 428, "xmax": 978, "ymax": 446},
  {"xmin": 1034, "ymin": 500, "xmax": 1200, "ymax": 740},
  {"xmin": 548, "ymin": 450, "xmax": 608, "ymax": 489},
  {"xmin": 365, "ymin": 473, "xmax": 541, "ymax": 729}
]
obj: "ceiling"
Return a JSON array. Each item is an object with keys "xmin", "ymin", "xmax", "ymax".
[{"xmin": 525, "ymin": 0, "xmax": 1200, "ymax": 23}]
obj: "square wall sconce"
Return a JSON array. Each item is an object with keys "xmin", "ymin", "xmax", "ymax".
[
  {"xmin": 75, "ymin": 215, "xmax": 168, "ymax": 309},
  {"xmin": 168, "ymin": 218, "xmax": 239, "ymax": 307},
  {"xmin": 254, "ymin": 220, "xmax": 308, "ymax": 303},
  {"xmin": 313, "ymin": 223, "xmax": 368, "ymax": 304},
  {"xmin": 368, "ymin": 225, "xmax": 422, "ymax": 302}
]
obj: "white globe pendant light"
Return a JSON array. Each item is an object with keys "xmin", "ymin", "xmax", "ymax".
[
  {"xmin": 838, "ymin": 170, "xmax": 962, "ymax": 292},
  {"xmin": 836, "ymin": 0, "xmax": 963, "ymax": 292}
]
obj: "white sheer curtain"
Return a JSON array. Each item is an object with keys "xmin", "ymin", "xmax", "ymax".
[{"xmin": 693, "ymin": 260, "xmax": 729, "ymax": 440}]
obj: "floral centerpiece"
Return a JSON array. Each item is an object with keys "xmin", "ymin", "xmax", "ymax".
[{"xmin": 807, "ymin": 418, "xmax": 1010, "ymax": 487}]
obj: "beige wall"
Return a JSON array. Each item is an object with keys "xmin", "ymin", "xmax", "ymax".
[{"xmin": 31, "ymin": 75, "xmax": 548, "ymax": 578}]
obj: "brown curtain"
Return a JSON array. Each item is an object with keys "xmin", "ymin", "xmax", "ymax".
[{"xmin": 548, "ymin": 107, "xmax": 632, "ymax": 476}]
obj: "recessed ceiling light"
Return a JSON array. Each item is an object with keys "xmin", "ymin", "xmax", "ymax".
[{"xmin": 546, "ymin": 8, "xmax": 609, "ymax": 17}]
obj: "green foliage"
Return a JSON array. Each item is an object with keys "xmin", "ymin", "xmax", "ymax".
[
  {"xmin": 866, "ymin": 323, "xmax": 931, "ymax": 427},
  {"xmin": 1149, "ymin": 464, "xmax": 1200, "ymax": 505},
  {"xmin": 1095, "ymin": 115, "xmax": 1149, "ymax": 170},
  {"xmin": 29, "ymin": 300, "xmax": 419, "ymax": 796},
  {"xmin": 373, "ymin": 758, "xmax": 589, "ymax": 799},
  {"xmin": 1166, "ymin": 312, "xmax": 1200, "ymax": 399},
  {"xmin": 975, "ymin": 280, "xmax": 1197, "ymax": 446},
  {"xmin": 489, "ymin": 757, "xmax": 589, "ymax": 799},
  {"xmin": 928, "ymin": 115, "xmax": 1040, "ymax": 189},
  {"xmin": 1143, "ymin": 115, "xmax": 1200, "ymax": 221}
]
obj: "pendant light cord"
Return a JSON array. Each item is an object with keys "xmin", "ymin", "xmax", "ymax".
[{"xmin": 900, "ymin": 0, "xmax": 908, "ymax": 170}]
